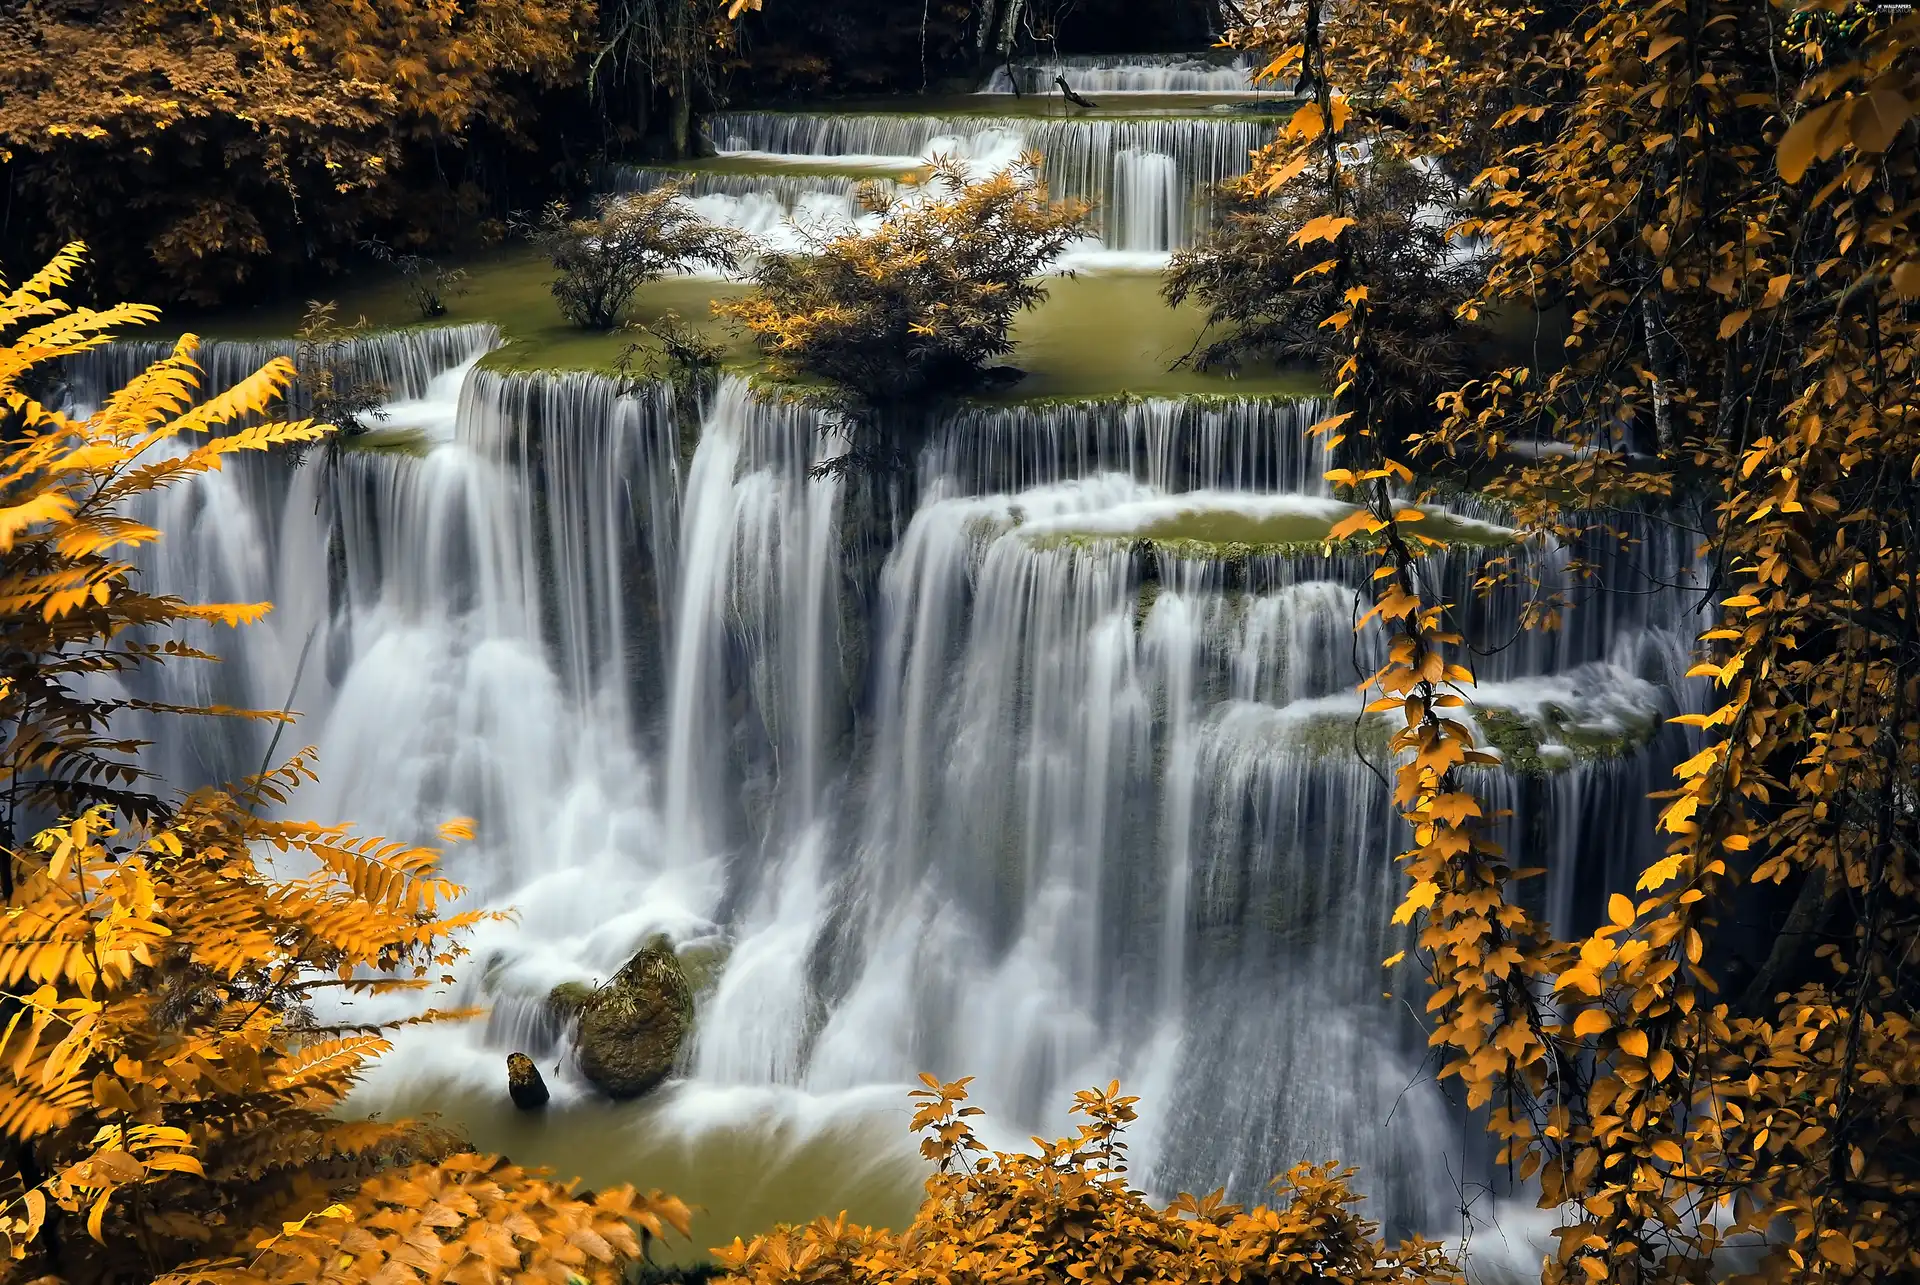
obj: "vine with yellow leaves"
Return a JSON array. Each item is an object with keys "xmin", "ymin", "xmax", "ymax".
[{"xmin": 1194, "ymin": 0, "xmax": 1920, "ymax": 1281}]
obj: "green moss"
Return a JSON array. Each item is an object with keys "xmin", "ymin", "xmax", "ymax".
[
  {"xmin": 1474, "ymin": 701, "xmax": 1661, "ymax": 776},
  {"xmin": 1476, "ymin": 707, "xmax": 1547, "ymax": 775},
  {"xmin": 184, "ymin": 255, "xmax": 1325, "ymax": 397},
  {"xmin": 675, "ymin": 939, "xmax": 732, "ymax": 999},
  {"xmin": 1025, "ymin": 501, "xmax": 1515, "ymax": 558},
  {"xmin": 545, "ymin": 980, "xmax": 595, "ymax": 1023},
  {"xmin": 341, "ymin": 427, "xmax": 431, "ymax": 457}
]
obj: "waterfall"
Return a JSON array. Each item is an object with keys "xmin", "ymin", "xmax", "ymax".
[
  {"xmin": 703, "ymin": 113, "xmax": 1272, "ymax": 254},
  {"xmin": 981, "ymin": 53, "xmax": 1261, "ymax": 95},
  {"xmin": 924, "ymin": 396, "xmax": 1336, "ymax": 495},
  {"xmin": 1112, "ymin": 149, "xmax": 1185, "ymax": 251},
  {"xmin": 94, "ymin": 327, "xmax": 1707, "ymax": 1241}
]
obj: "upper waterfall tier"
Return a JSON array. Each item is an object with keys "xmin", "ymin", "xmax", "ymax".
[
  {"xmin": 62, "ymin": 324, "xmax": 500, "ymax": 412},
  {"xmin": 982, "ymin": 52, "xmax": 1260, "ymax": 95},
  {"xmin": 700, "ymin": 112, "xmax": 1273, "ymax": 254}
]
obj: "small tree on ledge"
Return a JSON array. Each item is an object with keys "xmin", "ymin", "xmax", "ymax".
[
  {"xmin": 536, "ymin": 186, "xmax": 746, "ymax": 330},
  {"xmin": 716, "ymin": 153, "xmax": 1091, "ymax": 413}
]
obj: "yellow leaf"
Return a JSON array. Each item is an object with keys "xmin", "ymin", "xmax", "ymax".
[
  {"xmin": 1718, "ymin": 309, "xmax": 1751, "ymax": 340},
  {"xmin": 1636, "ymin": 855, "xmax": 1686, "ymax": 891},
  {"xmin": 1608, "ymin": 893, "xmax": 1635, "ymax": 927},
  {"xmin": 1618, "ymin": 1029, "xmax": 1650, "ymax": 1059},
  {"xmin": 1290, "ymin": 215, "xmax": 1357, "ymax": 247},
  {"xmin": 1650, "ymin": 1139, "xmax": 1684, "ymax": 1165},
  {"xmin": 1849, "ymin": 90, "xmax": 1913, "ymax": 155},
  {"xmin": 1285, "ymin": 102, "xmax": 1325, "ymax": 141},
  {"xmin": 1573, "ymin": 1009, "xmax": 1611, "ymax": 1038},
  {"xmin": 1329, "ymin": 509, "xmax": 1382, "ymax": 541},
  {"xmin": 1391, "ymin": 880, "xmax": 1440, "ymax": 925},
  {"xmin": 1777, "ymin": 99, "xmax": 1841, "ymax": 183}
]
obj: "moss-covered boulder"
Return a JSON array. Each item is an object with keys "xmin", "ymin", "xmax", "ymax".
[
  {"xmin": 574, "ymin": 934, "xmax": 694, "ymax": 1100},
  {"xmin": 506, "ymin": 1052, "xmax": 550, "ymax": 1110}
]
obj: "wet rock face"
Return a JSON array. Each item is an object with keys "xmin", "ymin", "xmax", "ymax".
[
  {"xmin": 573, "ymin": 934, "xmax": 694, "ymax": 1100},
  {"xmin": 507, "ymin": 1052, "xmax": 550, "ymax": 1109}
]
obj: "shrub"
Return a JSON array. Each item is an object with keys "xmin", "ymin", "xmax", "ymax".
[
  {"xmin": 716, "ymin": 1076, "xmax": 1457, "ymax": 1285},
  {"xmin": 715, "ymin": 153, "xmax": 1092, "ymax": 408},
  {"xmin": 536, "ymin": 187, "xmax": 747, "ymax": 330},
  {"xmin": 364, "ymin": 241, "xmax": 472, "ymax": 319}
]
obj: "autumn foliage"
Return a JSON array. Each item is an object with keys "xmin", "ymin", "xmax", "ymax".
[
  {"xmin": 718, "ymin": 1076, "xmax": 1456, "ymax": 1285},
  {"xmin": 0, "ymin": 0, "xmax": 590, "ymax": 303},
  {"xmin": 0, "ymin": 247, "xmax": 689, "ymax": 1284},
  {"xmin": 1194, "ymin": 0, "xmax": 1920, "ymax": 1280},
  {"xmin": 717, "ymin": 153, "xmax": 1091, "ymax": 407}
]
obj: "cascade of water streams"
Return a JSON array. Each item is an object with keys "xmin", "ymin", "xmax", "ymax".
[
  {"xmin": 981, "ymin": 53, "xmax": 1260, "ymax": 95},
  {"xmin": 701, "ymin": 113, "xmax": 1270, "ymax": 256},
  {"xmin": 71, "ymin": 320, "xmax": 1711, "ymax": 1245},
  {"xmin": 66, "ymin": 53, "xmax": 1715, "ymax": 1256}
]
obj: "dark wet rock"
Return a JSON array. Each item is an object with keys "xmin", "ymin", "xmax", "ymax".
[{"xmin": 507, "ymin": 1052, "xmax": 550, "ymax": 1109}]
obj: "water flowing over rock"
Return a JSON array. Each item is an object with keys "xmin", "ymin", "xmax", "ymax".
[
  {"xmin": 75, "ymin": 58, "xmax": 1712, "ymax": 1238},
  {"xmin": 696, "ymin": 112, "xmax": 1271, "ymax": 258},
  {"xmin": 981, "ymin": 53, "xmax": 1260, "ymax": 96},
  {"xmin": 575, "ymin": 935, "xmax": 696, "ymax": 1100}
]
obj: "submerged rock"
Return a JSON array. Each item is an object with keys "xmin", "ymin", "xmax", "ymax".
[
  {"xmin": 506, "ymin": 1052, "xmax": 550, "ymax": 1110},
  {"xmin": 574, "ymin": 934, "xmax": 694, "ymax": 1100}
]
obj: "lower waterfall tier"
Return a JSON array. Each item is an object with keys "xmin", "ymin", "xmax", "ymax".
[{"xmin": 74, "ymin": 345, "xmax": 1707, "ymax": 1250}]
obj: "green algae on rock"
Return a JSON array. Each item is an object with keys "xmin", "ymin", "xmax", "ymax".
[{"xmin": 574, "ymin": 934, "xmax": 696, "ymax": 1100}]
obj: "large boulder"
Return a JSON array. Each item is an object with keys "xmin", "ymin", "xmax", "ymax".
[{"xmin": 573, "ymin": 934, "xmax": 694, "ymax": 1100}]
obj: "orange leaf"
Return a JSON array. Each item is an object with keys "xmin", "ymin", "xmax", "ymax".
[
  {"xmin": 1850, "ymin": 90, "xmax": 1913, "ymax": 155},
  {"xmin": 1290, "ymin": 215, "xmax": 1357, "ymax": 246}
]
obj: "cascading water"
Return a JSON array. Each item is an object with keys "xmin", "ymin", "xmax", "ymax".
[
  {"xmin": 67, "ymin": 50, "xmax": 1713, "ymax": 1273},
  {"xmin": 982, "ymin": 52, "xmax": 1261, "ymax": 95},
  {"xmin": 700, "ymin": 112, "xmax": 1270, "ymax": 257}
]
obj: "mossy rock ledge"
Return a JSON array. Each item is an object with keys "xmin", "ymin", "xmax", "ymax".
[{"xmin": 573, "ymin": 934, "xmax": 695, "ymax": 1100}]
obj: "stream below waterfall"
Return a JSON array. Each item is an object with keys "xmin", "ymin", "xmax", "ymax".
[{"xmin": 65, "ymin": 51, "xmax": 1708, "ymax": 1282}]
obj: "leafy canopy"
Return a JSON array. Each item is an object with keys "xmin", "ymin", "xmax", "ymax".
[
  {"xmin": 718, "ymin": 1076, "xmax": 1457, "ymax": 1285},
  {"xmin": 1217, "ymin": 0, "xmax": 1920, "ymax": 1281}
]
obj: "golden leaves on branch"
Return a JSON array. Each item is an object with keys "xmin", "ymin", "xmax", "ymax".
[
  {"xmin": 0, "ymin": 253, "xmax": 687, "ymax": 1283},
  {"xmin": 1212, "ymin": 0, "xmax": 1920, "ymax": 1278},
  {"xmin": 719, "ymin": 1077, "xmax": 1458, "ymax": 1285}
]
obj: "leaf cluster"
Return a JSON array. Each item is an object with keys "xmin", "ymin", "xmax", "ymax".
[
  {"xmin": 0, "ymin": 0, "xmax": 591, "ymax": 304},
  {"xmin": 1215, "ymin": 0, "xmax": 1920, "ymax": 1281},
  {"xmin": 0, "ymin": 248, "xmax": 693, "ymax": 1285},
  {"xmin": 1165, "ymin": 151, "xmax": 1487, "ymax": 452},
  {"xmin": 716, "ymin": 1076, "xmax": 1457, "ymax": 1285}
]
